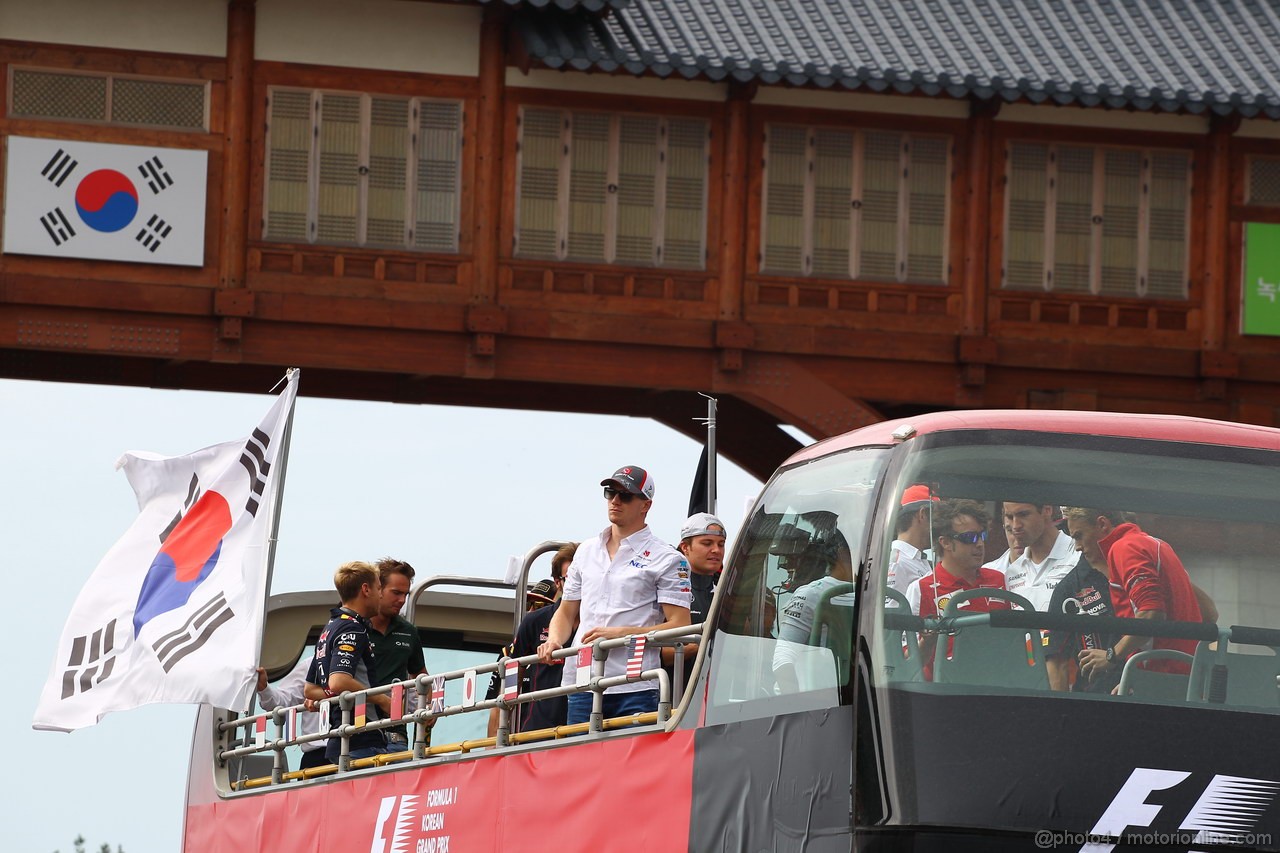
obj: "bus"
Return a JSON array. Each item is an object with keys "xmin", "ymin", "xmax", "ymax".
[{"xmin": 184, "ymin": 410, "xmax": 1280, "ymax": 852}]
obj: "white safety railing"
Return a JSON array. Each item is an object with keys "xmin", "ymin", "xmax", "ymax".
[{"xmin": 219, "ymin": 622, "xmax": 704, "ymax": 789}]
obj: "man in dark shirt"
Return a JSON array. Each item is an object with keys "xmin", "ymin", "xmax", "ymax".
[
  {"xmin": 308, "ymin": 560, "xmax": 392, "ymax": 762},
  {"xmin": 487, "ymin": 543, "xmax": 578, "ymax": 737},
  {"xmin": 368, "ymin": 558, "xmax": 428, "ymax": 751},
  {"xmin": 1046, "ymin": 553, "xmax": 1121, "ymax": 694}
]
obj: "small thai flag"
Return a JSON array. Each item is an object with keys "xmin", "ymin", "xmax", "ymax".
[
  {"xmin": 354, "ymin": 700, "xmax": 367, "ymax": 728},
  {"xmin": 575, "ymin": 647, "xmax": 592, "ymax": 686},
  {"xmin": 430, "ymin": 675, "xmax": 446, "ymax": 714},
  {"xmin": 390, "ymin": 684, "xmax": 404, "ymax": 721},
  {"xmin": 626, "ymin": 636, "xmax": 647, "ymax": 678},
  {"xmin": 283, "ymin": 707, "xmax": 297, "ymax": 743},
  {"xmin": 253, "ymin": 715, "xmax": 267, "ymax": 748},
  {"xmin": 502, "ymin": 660, "xmax": 519, "ymax": 701}
]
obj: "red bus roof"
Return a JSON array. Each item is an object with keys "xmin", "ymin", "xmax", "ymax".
[{"xmin": 785, "ymin": 409, "xmax": 1280, "ymax": 466}]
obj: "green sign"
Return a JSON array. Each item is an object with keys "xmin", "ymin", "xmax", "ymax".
[{"xmin": 1243, "ymin": 222, "xmax": 1280, "ymax": 336}]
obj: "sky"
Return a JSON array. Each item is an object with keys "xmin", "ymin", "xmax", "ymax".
[{"xmin": 4, "ymin": 375, "xmax": 767, "ymax": 853}]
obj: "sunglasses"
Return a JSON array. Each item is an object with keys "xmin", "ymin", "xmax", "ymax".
[
  {"xmin": 946, "ymin": 529, "xmax": 987, "ymax": 545},
  {"xmin": 603, "ymin": 487, "xmax": 640, "ymax": 503}
]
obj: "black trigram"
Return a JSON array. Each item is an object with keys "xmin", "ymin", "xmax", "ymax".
[
  {"xmin": 138, "ymin": 156, "xmax": 174, "ymax": 194},
  {"xmin": 152, "ymin": 593, "xmax": 234, "ymax": 673},
  {"xmin": 39, "ymin": 207, "xmax": 77, "ymax": 246},
  {"xmin": 159, "ymin": 473, "xmax": 201, "ymax": 544},
  {"xmin": 41, "ymin": 149, "xmax": 78, "ymax": 187},
  {"xmin": 239, "ymin": 428, "xmax": 272, "ymax": 517},
  {"xmin": 135, "ymin": 214, "xmax": 171, "ymax": 253},
  {"xmin": 61, "ymin": 619, "xmax": 118, "ymax": 699}
]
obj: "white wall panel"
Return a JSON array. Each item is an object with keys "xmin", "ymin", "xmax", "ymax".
[
  {"xmin": 0, "ymin": 0, "xmax": 227, "ymax": 57},
  {"xmin": 256, "ymin": 0, "xmax": 480, "ymax": 76}
]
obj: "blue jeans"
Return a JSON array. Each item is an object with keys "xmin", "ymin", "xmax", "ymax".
[
  {"xmin": 566, "ymin": 690, "xmax": 658, "ymax": 724},
  {"xmin": 326, "ymin": 742, "xmax": 388, "ymax": 762}
]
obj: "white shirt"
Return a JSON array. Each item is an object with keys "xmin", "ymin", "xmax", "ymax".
[
  {"xmin": 887, "ymin": 540, "xmax": 931, "ymax": 597},
  {"xmin": 1001, "ymin": 530, "xmax": 1081, "ymax": 611},
  {"xmin": 258, "ymin": 654, "xmax": 323, "ymax": 752},
  {"xmin": 772, "ymin": 575, "xmax": 856, "ymax": 690},
  {"xmin": 983, "ymin": 549, "xmax": 1016, "ymax": 574},
  {"xmin": 561, "ymin": 525, "xmax": 691, "ymax": 694}
]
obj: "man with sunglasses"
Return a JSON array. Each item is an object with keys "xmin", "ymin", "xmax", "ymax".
[
  {"xmin": 538, "ymin": 466, "xmax": 691, "ymax": 724},
  {"xmin": 906, "ymin": 499, "xmax": 1010, "ymax": 680}
]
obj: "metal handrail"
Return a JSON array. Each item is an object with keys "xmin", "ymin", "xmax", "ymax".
[{"xmin": 221, "ymin": 622, "xmax": 705, "ymax": 786}]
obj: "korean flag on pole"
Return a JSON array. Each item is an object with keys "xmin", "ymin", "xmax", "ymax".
[
  {"xmin": 33, "ymin": 370, "xmax": 299, "ymax": 732},
  {"xmin": 3, "ymin": 135, "xmax": 207, "ymax": 266}
]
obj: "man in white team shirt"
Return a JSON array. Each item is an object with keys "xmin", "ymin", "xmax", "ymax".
[
  {"xmin": 538, "ymin": 465, "xmax": 691, "ymax": 724},
  {"xmin": 999, "ymin": 501, "xmax": 1080, "ymax": 610},
  {"xmin": 887, "ymin": 485, "xmax": 937, "ymax": 597}
]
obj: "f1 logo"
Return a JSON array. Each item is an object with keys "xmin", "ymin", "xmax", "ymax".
[
  {"xmin": 1083, "ymin": 768, "xmax": 1280, "ymax": 852},
  {"xmin": 370, "ymin": 795, "xmax": 417, "ymax": 853}
]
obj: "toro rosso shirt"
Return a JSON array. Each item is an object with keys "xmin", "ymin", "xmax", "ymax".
[
  {"xmin": 309, "ymin": 605, "xmax": 384, "ymax": 754},
  {"xmin": 560, "ymin": 525, "xmax": 691, "ymax": 694}
]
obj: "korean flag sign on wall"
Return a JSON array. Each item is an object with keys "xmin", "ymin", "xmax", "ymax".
[{"xmin": 3, "ymin": 136, "xmax": 208, "ymax": 267}]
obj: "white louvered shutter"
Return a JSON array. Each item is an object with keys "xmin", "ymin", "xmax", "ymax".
[
  {"xmin": 615, "ymin": 116, "xmax": 659, "ymax": 265},
  {"xmin": 567, "ymin": 112, "xmax": 610, "ymax": 262},
  {"xmin": 366, "ymin": 97, "xmax": 409, "ymax": 248},
  {"xmin": 1052, "ymin": 145, "xmax": 1095, "ymax": 294},
  {"xmin": 811, "ymin": 129, "xmax": 853, "ymax": 278},
  {"xmin": 264, "ymin": 89, "xmax": 313, "ymax": 243},
  {"xmin": 1004, "ymin": 142, "xmax": 1048, "ymax": 290},
  {"xmin": 859, "ymin": 131, "xmax": 902, "ymax": 280},
  {"xmin": 1099, "ymin": 148, "xmax": 1141, "ymax": 296},
  {"xmin": 1145, "ymin": 151, "xmax": 1190, "ymax": 299},
  {"xmin": 315, "ymin": 92, "xmax": 361, "ymax": 244},
  {"xmin": 661, "ymin": 118, "xmax": 709, "ymax": 269},
  {"xmin": 515, "ymin": 108, "xmax": 563, "ymax": 259},
  {"xmin": 907, "ymin": 135, "xmax": 949, "ymax": 284},
  {"xmin": 762, "ymin": 125, "xmax": 806, "ymax": 274},
  {"xmin": 414, "ymin": 100, "xmax": 461, "ymax": 253}
]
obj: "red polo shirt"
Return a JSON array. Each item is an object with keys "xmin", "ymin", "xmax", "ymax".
[{"xmin": 908, "ymin": 563, "xmax": 1010, "ymax": 680}]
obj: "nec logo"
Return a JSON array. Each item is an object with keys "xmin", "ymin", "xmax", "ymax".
[
  {"xmin": 370, "ymin": 795, "xmax": 418, "ymax": 853},
  {"xmin": 1082, "ymin": 768, "xmax": 1280, "ymax": 852}
]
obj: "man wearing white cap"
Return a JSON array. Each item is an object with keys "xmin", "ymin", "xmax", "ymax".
[
  {"xmin": 679, "ymin": 512, "xmax": 727, "ymax": 626},
  {"xmin": 538, "ymin": 466, "xmax": 692, "ymax": 724}
]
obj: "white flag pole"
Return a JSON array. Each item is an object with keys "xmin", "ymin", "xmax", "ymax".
[{"xmin": 255, "ymin": 368, "xmax": 299, "ymax": 665}]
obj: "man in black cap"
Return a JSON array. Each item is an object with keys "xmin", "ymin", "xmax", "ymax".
[{"xmin": 538, "ymin": 466, "xmax": 691, "ymax": 724}]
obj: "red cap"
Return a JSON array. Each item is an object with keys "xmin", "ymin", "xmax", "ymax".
[{"xmin": 900, "ymin": 484, "xmax": 939, "ymax": 506}]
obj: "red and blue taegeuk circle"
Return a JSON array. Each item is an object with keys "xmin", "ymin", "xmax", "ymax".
[{"xmin": 74, "ymin": 169, "xmax": 139, "ymax": 233}]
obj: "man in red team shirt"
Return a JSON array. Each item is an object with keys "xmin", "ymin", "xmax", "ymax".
[
  {"xmin": 1063, "ymin": 508, "xmax": 1202, "ymax": 680},
  {"xmin": 906, "ymin": 499, "xmax": 1010, "ymax": 680}
]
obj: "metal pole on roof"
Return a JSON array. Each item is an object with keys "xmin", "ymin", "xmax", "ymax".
[{"xmin": 702, "ymin": 393, "xmax": 717, "ymax": 515}]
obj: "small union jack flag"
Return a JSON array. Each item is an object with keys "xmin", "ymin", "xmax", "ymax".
[
  {"xmin": 430, "ymin": 675, "xmax": 446, "ymax": 714},
  {"xmin": 390, "ymin": 684, "xmax": 404, "ymax": 721},
  {"xmin": 626, "ymin": 636, "xmax": 647, "ymax": 678},
  {"xmin": 502, "ymin": 660, "xmax": 520, "ymax": 701},
  {"xmin": 253, "ymin": 715, "xmax": 267, "ymax": 748}
]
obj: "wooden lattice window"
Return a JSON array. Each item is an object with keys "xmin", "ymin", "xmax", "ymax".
[
  {"xmin": 1247, "ymin": 156, "xmax": 1280, "ymax": 207},
  {"xmin": 1003, "ymin": 141, "xmax": 1192, "ymax": 299},
  {"xmin": 263, "ymin": 88, "xmax": 462, "ymax": 252},
  {"xmin": 9, "ymin": 67, "xmax": 207, "ymax": 130},
  {"xmin": 514, "ymin": 106, "xmax": 709, "ymax": 270},
  {"xmin": 761, "ymin": 124, "xmax": 951, "ymax": 284}
]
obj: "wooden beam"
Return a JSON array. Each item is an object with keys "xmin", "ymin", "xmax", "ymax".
[
  {"xmin": 1201, "ymin": 114, "xmax": 1238, "ymax": 351},
  {"xmin": 472, "ymin": 7, "xmax": 507, "ymax": 305},
  {"xmin": 220, "ymin": 0, "xmax": 255, "ymax": 294},
  {"xmin": 717, "ymin": 84, "xmax": 751, "ymax": 322},
  {"xmin": 962, "ymin": 99, "xmax": 998, "ymax": 334}
]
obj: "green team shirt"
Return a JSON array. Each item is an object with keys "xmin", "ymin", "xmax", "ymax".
[{"xmin": 368, "ymin": 614, "xmax": 426, "ymax": 686}]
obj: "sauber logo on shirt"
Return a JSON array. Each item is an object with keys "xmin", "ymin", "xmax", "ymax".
[{"xmin": 1080, "ymin": 768, "xmax": 1280, "ymax": 852}]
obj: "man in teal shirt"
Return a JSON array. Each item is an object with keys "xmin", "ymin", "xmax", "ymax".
[{"xmin": 368, "ymin": 558, "xmax": 428, "ymax": 750}]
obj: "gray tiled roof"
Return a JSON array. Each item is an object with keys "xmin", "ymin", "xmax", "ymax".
[
  {"xmin": 511, "ymin": 0, "xmax": 1280, "ymax": 117},
  {"xmin": 471, "ymin": 0, "xmax": 630, "ymax": 12}
]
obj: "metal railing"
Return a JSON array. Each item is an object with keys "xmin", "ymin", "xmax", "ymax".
[{"xmin": 220, "ymin": 622, "xmax": 704, "ymax": 789}]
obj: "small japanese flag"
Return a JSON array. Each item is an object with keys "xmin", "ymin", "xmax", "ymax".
[
  {"xmin": 575, "ymin": 647, "xmax": 592, "ymax": 687},
  {"xmin": 502, "ymin": 660, "xmax": 520, "ymax": 702},
  {"xmin": 462, "ymin": 670, "xmax": 478, "ymax": 708},
  {"xmin": 627, "ymin": 636, "xmax": 647, "ymax": 678}
]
